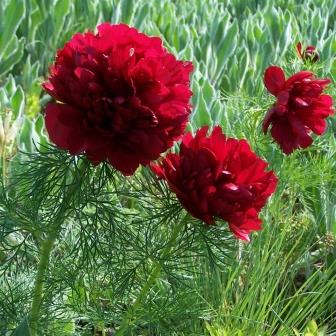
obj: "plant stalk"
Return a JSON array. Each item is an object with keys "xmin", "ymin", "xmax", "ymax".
[
  {"xmin": 29, "ymin": 159, "xmax": 87, "ymax": 335},
  {"xmin": 116, "ymin": 214, "xmax": 189, "ymax": 335},
  {"xmin": 29, "ymin": 232, "xmax": 58, "ymax": 336},
  {"xmin": 1, "ymin": 147, "xmax": 6, "ymax": 187}
]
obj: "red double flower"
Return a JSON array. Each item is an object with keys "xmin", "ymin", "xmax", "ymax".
[
  {"xmin": 263, "ymin": 66, "xmax": 334, "ymax": 154},
  {"xmin": 152, "ymin": 127, "xmax": 278, "ymax": 241},
  {"xmin": 43, "ymin": 23, "xmax": 193, "ymax": 175}
]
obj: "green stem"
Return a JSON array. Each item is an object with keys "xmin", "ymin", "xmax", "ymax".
[
  {"xmin": 29, "ymin": 159, "xmax": 87, "ymax": 335},
  {"xmin": 1, "ymin": 147, "xmax": 6, "ymax": 187},
  {"xmin": 116, "ymin": 214, "xmax": 189, "ymax": 335},
  {"xmin": 101, "ymin": 323, "xmax": 106, "ymax": 336},
  {"xmin": 29, "ymin": 232, "xmax": 58, "ymax": 336}
]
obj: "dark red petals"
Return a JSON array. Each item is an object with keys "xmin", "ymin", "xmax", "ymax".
[
  {"xmin": 262, "ymin": 107, "xmax": 276, "ymax": 134},
  {"xmin": 45, "ymin": 103, "xmax": 86, "ymax": 154},
  {"xmin": 107, "ymin": 147, "xmax": 144, "ymax": 176},
  {"xmin": 263, "ymin": 66, "xmax": 333, "ymax": 154},
  {"xmin": 294, "ymin": 97, "xmax": 309, "ymax": 107},
  {"xmin": 267, "ymin": 114, "xmax": 314, "ymax": 155},
  {"xmin": 42, "ymin": 23, "xmax": 193, "ymax": 175},
  {"xmin": 152, "ymin": 127, "xmax": 277, "ymax": 241},
  {"xmin": 264, "ymin": 66, "xmax": 285, "ymax": 95},
  {"xmin": 296, "ymin": 42, "xmax": 302, "ymax": 57},
  {"xmin": 285, "ymin": 71, "xmax": 313, "ymax": 87}
]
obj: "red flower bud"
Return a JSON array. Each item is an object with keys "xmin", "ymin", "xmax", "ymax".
[{"xmin": 296, "ymin": 42, "xmax": 319, "ymax": 62}]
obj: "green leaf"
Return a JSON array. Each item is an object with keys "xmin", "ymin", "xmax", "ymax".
[
  {"xmin": 293, "ymin": 329, "xmax": 300, "ymax": 336},
  {"xmin": 0, "ymin": 0, "xmax": 25, "ymax": 56},
  {"xmin": 193, "ymin": 94, "xmax": 212, "ymax": 127},
  {"xmin": 4, "ymin": 74, "xmax": 16, "ymax": 93},
  {"xmin": 27, "ymin": 6, "xmax": 43, "ymax": 44},
  {"xmin": 133, "ymin": 3, "xmax": 150, "ymax": 29},
  {"xmin": 19, "ymin": 117, "xmax": 34, "ymax": 152},
  {"xmin": 306, "ymin": 320, "xmax": 318, "ymax": 333},
  {"xmin": 0, "ymin": 37, "xmax": 25, "ymax": 77},
  {"xmin": 214, "ymin": 20, "xmax": 238, "ymax": 84},
  {"xmin": 54, "ymin": 0, "xmax": 71, "ymax": 40},
  {"xmin": 11, "ymin": 86, "xmax": 25, "ymax": 119},
  {"xmin": 34, "ymin": 114, "xmax": 48, "ymax": 146},
  {"xmin": 113, "ymin": 0, "xmax": 134, "ymax": 23}
]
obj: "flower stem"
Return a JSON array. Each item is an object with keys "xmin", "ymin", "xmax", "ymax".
[
  {"xmin": 116, "ymin": 214, "xmax": 189, "ymax": 335},
  {"xmin": 29, "ymin": 231, "xmax": 58, "ymax": 336},
  {"xmin": 29, "ymin": 159, "xmax": 87, "ymax": 335},
  {"xmin": 1, "ymin": 147, "xmax": 6, "ymax": 187}
]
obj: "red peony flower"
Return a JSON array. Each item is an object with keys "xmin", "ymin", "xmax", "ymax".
[
  {"xmin": 263, "ymin": 66, "xmax": 334, "ymax": 154},
  {"xmin": 151, "ymin": 126, "xmax": 277, "ymax": 241},
  {"xmin": 43, "ymin": 23, "xmax": 193, "ymax": 175},
  {"xmin": 296, "ymin": 42, "xmax": 319, "ymax": 63}
]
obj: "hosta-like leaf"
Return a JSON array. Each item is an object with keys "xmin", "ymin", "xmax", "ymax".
[{"xmin": 0, "ymin": 0, "xmax": 25, "ymax": 56}]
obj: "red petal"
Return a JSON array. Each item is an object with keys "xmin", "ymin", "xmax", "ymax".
[
  {"xmin": 307, "ymin": 118, "xmax": 326, "ymax": 135},
  {"xmin": 45, "ymin": 103, "xmax": 85, "ymax": 153},
  {"xmin": 229, "ymin": 223, "xmax": 251, "ymax": 241},
  {"xmin": 107, "ymin": 146, "xmax": 144, "ymax": 176},
  {"xmin": 270, "ymin": 119, "xmax": 295, "ymax": 154},
  {"xmin": 306, "ymin": 45, "xmax": 316, "ymax": 53},
  {"xmin": 262, "ymin": 107, "xmax": 276, "ymax": 133},
  {"xmin": 277, "ymin": 91, "xmax": 289, "ymax": 106},
  {"xmin": 264, "ymin": 66, "xmax": 285, "ymax": 95},
  {"xmin": 289, "ymin": 115, "xmax": 313, "ymax": 149},
  {"xmin": 296, "ymin": 42, "xmax": 303, "ymax": 58},
  {"xmin": 294, "ymin": 97, "xmax": 309, "ymax": 107},
  {"xmin": 150, "ymin": 163, "xmax": 165, "ymax": 178},
  {"xmin": 285, "ymin": 71, "xmax": 313, "ymax": 87},
  {"xmin": 319, "ymin": 94, "xmax": 334, "ymax": 111}
]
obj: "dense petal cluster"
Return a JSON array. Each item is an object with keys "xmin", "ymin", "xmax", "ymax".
[
  {"xmin": 263, "ymin": 66, "xmax": 334, "ymax": 154},
  {"xmin": 296, "ymin": 42, "xmax": 319, "ymax": 63},
  {"xmin": 43, "ymin": 23, "xmax": 193, "ymax": 175},
  {"xmin": 151, "ymin": 126, "xmax": 277, "ymax": 241}
]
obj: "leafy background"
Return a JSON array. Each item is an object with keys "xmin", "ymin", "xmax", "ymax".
[{"xmin": 0, "ymin": 0, "xmax": 335, "ymax": 335}]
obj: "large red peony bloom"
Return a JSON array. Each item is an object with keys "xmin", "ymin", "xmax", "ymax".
[
  {"xmin": 151, "ymin": 126, "xmax": 277, "ymax": 241},
  {"xmin": 263, "ymin": 66, "xmax": 334, "ymax": 154},
  {"xmin": 43, "ymin": 23, "xmax": 193, "ymax": 175}
]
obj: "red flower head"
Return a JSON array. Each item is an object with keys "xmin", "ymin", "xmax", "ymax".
[
  {"xmin": 296, "ymin": 42, "xmax": 319, "ymax": 63},
  {"xmin": 151, "ymin": 126, "xmax": 277, "ymax": 241},
  {"xmin": 263, "ymin": 66, "xmax": 334, "ymax": 154},
  {"xmin": 42, "ymin": 23, "xmax": 193, "ymax": 175}
]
